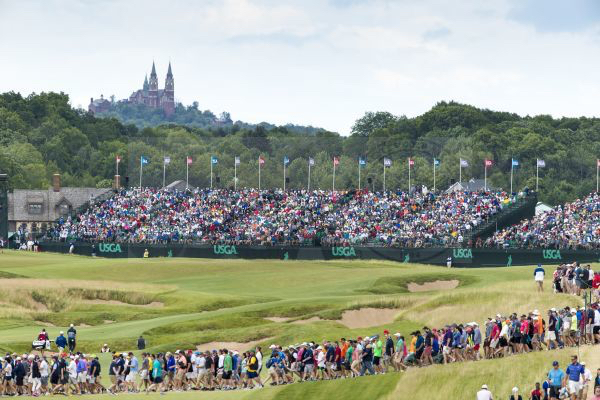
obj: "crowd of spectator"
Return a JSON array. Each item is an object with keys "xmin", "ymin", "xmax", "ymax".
[
  {"xmin": 43, "ymin": 188, "xmax": 515, "ymax": 247},
  {"xmin": 485, "ymin": 193, "xmax": 600, "ymax": 250}
]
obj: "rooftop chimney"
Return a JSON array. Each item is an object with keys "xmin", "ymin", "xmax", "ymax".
[{"xmin": 52, "ymin": 174, "xmax": 61, "ymax": 192}]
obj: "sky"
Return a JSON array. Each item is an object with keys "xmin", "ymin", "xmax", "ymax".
[{"xmin": 1, "ymin": 0, "xmax": 600, "ymax": 134}]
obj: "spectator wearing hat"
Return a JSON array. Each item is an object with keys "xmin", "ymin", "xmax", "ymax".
[
  {"xmin": 477, "ymin": 384, "xmax": 493, "ymax": 400},
  {"xmin": 548, "ymin": 360, "xmax": 565, "ymax": 400}
]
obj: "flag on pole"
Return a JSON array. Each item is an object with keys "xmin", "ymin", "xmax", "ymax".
[
  {"xmin": 283, "ymin": 156, "xmax": 290, "ymax": 166},
  {"xmin": 235, "ymin": 156, "xmax": 240, "ymax": 166},
  {"xmin": 408, "ymin": 158, "xmax": 415, "ymax": 166},
  {"xmin": 116, "ymin": 155, "xmax": 121, "ymax": 164},
  {"xmin": 186, "ymin": 156, "xmax": 193, "ymax": 165},
  {"xmin": 512, "ymin": 158, "xmax": 519, "ymax": 167},
  {"xmin": 384, "ymin": 158, "xmax": 392, "ymax": 167},
  {"xmin": 211, "ymin": 156, "xmax": 218, "ymax": 165},
  {"xmin": 359, "ymin": 157, "xmax": 366, "ymax": 166},
  {"xmin": 460, "ymin": 158, "xmax": 469, "ymax": 167},
  {"xmin": 536, "ymin": 159, "xmax": 545, "ymax": 168},
  {"xmin": 164, "ymin": 156, "xmax": 171, "ymax": 165},
  {"xmin": 485, "ymin": 159, "xmax": 493, "ymax": 167},
  {"xmin": 333, "ymin": 157, "xmax": 340, "ymax": 166},
  {"xmin": 433, "ymin": 158, "xmax": 440, "ymax": 167},
  {"xmin": 308, "ymin": 157, "xmax": 315, "ymax": 166},
  {"xmin": 259, "ymin": 156, "xmax": 265, "ymax": 165},
  {"xmin": 141, "ymin": 156, "xmax": 149, "ymax": 165},
  {"xmin": 597, "ymin": 159, "xmax": 600, "ymax": 167}
]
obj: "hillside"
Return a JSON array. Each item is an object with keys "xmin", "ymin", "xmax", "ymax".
[{"xmin": 1, "ymin": 91, "xmax": 599, "ymax": 204}]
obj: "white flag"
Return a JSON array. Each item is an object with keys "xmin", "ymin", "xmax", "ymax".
[
  {"xmin": 235, "ymin": 156, "xmax": 240, "ymax": 166},
  {"xmin": 460, "ymin": 158, "xmax": 469, "ymax": 167},
  {"xmin": 537, "ymin": 159, "xmax": 545, "ymax": 168},
  {"xmin": 308, "ymin": 157, "xmax": 315, "ymax": 166},
  {"xmin": 383, "ymin": 158, "xmax": 392, "ymax": 167},
  {"xmin": 164, "ymin": 156, "xmax": 171, "ymax": 165}
]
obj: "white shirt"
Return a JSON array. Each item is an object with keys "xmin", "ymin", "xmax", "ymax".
[
  {"xmin": 195, "ymin": 356, "xmax": 205, "ymax": 370},
  {"xmin": 581, "ymin": 368, "xmax": 592, "ymax": 384},
  {"xmin": 476, "ymin": 389, "xmax": 493, "ymax": 400},
  {"xmin": 40, "ymin": 360, "xmax": 49, "ymax": 377},
  {"xmin": 256, "ymin": 352, "xmax": 263, "ymax": 368},
  {"xmin": 317, "ymin": 352, "xmax": 326, "ymax": 368},
  {"xmin": 68, "ymin": 360, "xmax": 77, "ymax": 377}
]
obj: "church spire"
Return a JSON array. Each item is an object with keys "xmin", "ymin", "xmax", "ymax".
[
  {"xmin": 150, "ymin": 61, "xmax": 157, "ymax": 77},
  {"xmin": 167, "ymin": 61, "xmax": 173, "ymax": 78},
  {"xmin": 143, "ymin": 74, "xmax": 149, "ymax": 91}
]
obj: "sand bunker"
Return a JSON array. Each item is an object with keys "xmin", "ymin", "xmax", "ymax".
[
  {"xmin": 407, "ymin": 280, "xmax": 459, "ymax": 293},
  {"xmin": 292, "ymin": 316, "xmax": 324, "ymax": 325},
  {"xmin": 104, "ymin": 320, "xmax": 115, "ymax": 324},
  {"xmin": 265, "ymin": 317, "xmax": 292, "ymax": 323},
  {"xmin": 81, "ymin": 299, "xmax": 164, "ymax": 308},
  {"xmin": 340, "ymin": 308, "xmax": 399, "ymax": 329},
  {"xmin": 196, "ymin": 337, "xmax": 275, "ymax": 353}
]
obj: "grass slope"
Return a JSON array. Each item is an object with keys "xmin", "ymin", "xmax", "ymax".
[{"xmin": 0, "ymin": 251, "xmax": 597, "ymax": 399}]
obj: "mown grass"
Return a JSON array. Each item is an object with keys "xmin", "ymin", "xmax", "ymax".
[{"xmin": 1, "ymin": 251, "xmax": 598, "ymax": 399}]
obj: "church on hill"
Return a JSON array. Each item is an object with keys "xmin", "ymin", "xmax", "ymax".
[
  {"xmin": 128, "ymin": 61, "xmax": 175, "ymax": 116},
  {"xmin": 88, "ymin": 61, "xmax": 175, "ymax": 116}
]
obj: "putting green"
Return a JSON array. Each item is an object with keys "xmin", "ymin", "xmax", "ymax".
[{"xmin": 0, "ymin": 251, "xmax": 596, "ymax": 399}]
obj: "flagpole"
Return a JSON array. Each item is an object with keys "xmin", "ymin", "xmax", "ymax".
[
  {"xmin": 333, "ymin": 163, "xmax": 336, "ymax": 192},
  {"xmin": 186, "ymin": 160, "xmax": 189, "ymax": 190},
  {"xmin": 484, "ymin": 165, "xmax": 487, "ymax": 191},
  {"xmin": 283, "ymin": 162, "xmax": 286, "ymax": 191},
  {"xmin": 116, "ymin": 157, "xmax": 119, "ymax": 178},
  {"xmin": 258, "ymin": 161, "xmax": 261, "ymax": 191},
  {"xmin": 597, "ymin": 161, "xmax": 599, "ymax": 193},
  {"xmin": 234, "ymin": 160, "xmax": 237, "ymax": 190},
  {"xmin": 358, "ymin": 160, "xmax": 361, "ymax": 189},
  {"xmin": 433, "ymin": 160, "xmax": 436, "ymax": 192},
  {"xmin": 459, "ymin": 162, "xmax": 462, "ymax": 184},
  {"xmin": 510, "ymin": 162, "xmax": 514, "ymax": 194},
  {"xmin": 308, "ymin": 161, "xmax": 311, "ymax": 191},
  {"xmin": 210, "ymin": 159, "xmax": 213, "ymax": 189},
  {"xmin": 383, "ymin": 161, "xmax": 386, "ymax": 192},
  {"xmin": 139, "ymin": 158, "xmax": 143, "ymax": 188},
  {"xmin": 536, "ymin": 161, "xmax": 539, "ymax": 192},
  {"xmin": 408, "ymin": 160, "xmax": 411, "ymax": 193}
]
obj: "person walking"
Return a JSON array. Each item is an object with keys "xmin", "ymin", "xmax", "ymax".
[
  {"xmin": 67, "ymin": 325, "xmax": 77, "ymax": 352},
  {"xmin": 137, "ymin": 336, "xmax": 146, "ymax": 350},
  {"xmin": 565, "ymin": 356, "xmax": 585, "ymax": 400},
  {"xmin": 548, "ymin": 361, "xmax": 566, "ymax": 400},
  {"xmin": 534, "ymin": 264, "xmax": 545, "ymax": 292}
]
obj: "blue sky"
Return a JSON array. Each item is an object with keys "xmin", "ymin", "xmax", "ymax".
[{"xmin": 1, "ymin": 0, "xmax": 600, "ymax": 133}]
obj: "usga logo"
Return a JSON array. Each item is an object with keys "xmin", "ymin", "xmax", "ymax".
[
  {"xmin": 452, "ymin": 248, "xmax": 472, "ymax": 259},
  {"xmin": 331, "ymin": 247, "xmax": 356, "ymax": 257},
  {"xmin": 213, "ymin": 245, "xmax": 238, "ymax": 255},
  {"xmin": 543, "ymin": 249, "xmax": 561, "ymax": 260},
  {"xmin": 98, "ymin": 243, "xmax": 122, "ymax": 253}
]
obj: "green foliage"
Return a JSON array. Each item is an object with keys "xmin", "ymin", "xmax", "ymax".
[{"xmin": 1, "ymin": 93, "xmax": 599, "ymax": 204}]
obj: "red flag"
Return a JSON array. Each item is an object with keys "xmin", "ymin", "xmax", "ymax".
[
  {"xmin": 333, "ymin": 157, "xmax": 340, "ymax": 166},
  {"xmin": 597, "ymin": 159, "xmax": 600, "ymax": 167},
  {"xmin": 187, "ymin": 156, "xmax": 193, "ymax": 165},
  {"xmin": 116, "ymin": 155, "xmax": 121, "ymax": 163},
  {"xmin": 408, "ymin": 158, "xmax": 415, "ymax": 166},
  {"xmin": 485, "ymin": 159, "xmax": 493, "ymax": 167},
  {"xmin": 259, "ymin": 156, "xmax": 265, "ymax": 165}
]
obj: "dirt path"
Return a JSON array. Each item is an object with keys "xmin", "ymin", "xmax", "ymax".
[
  {"xmin": 340, "ymin": 308, "xmax": 399, "ymax": 329},
  {"xmin": 196, "ymin": 337, "xmax": 276, "ymax": 353}
]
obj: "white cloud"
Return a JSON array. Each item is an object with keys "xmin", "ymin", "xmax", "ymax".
[{"xmin": 1, "ymin": 0, "xmax": 600, "ymax": 134}]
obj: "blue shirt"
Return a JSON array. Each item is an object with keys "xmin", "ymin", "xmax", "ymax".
[
  {"xmin": 565, "ymin": 363, "xmax": 584, "ymax": 382},
  {"xmin": 548, "ymin": 368, "xmax": 565, "ymax": 387}
]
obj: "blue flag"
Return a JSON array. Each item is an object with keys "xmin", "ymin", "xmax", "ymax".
[
  {"xmin": 211, "ymin": 156, "xmax": 218, "ymax": 164},
  {"xmin": 434, "ymin": 158, "xmax": 440, "ymax": 166},
  {"xmin": 512, "ymin": 158, "xmax": 519, "ymax": 167},
  {"xmin": 359, "ymin": 157, "xmax": 366, "ymax": 166},
  {"xmin": 140, "ymin": 156, "xmax": 149, "ymax": 165},
  {"xmin": 283, "ymin": 156, "xmax": 290, "ymax": 165}
]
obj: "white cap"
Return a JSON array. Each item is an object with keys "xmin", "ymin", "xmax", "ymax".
[
  {"xmin": 394, "ymin": 332, "xmax": 401, "ymax": 337},
  {"xmin": 60, "ymin": 331, "xmax": 64, "ymax": 334},
  {"xmin": 269, "ymin": 344, "xmax": 276, "ymax": 349},
  {"xmin": 512, "ymin": 387, "xmax": 519, "ymax": 393},
  {"xmin": 481, "ymin": 384, "xmax": 488, "ymax": 389},
  {"xmin": 317, "ymin": 346, "xmax": 323, "ymax": 350},
  {"xmin": 581, "ymin": 361, "xmax": 586, "ymax": 366},
  {"xmin": 70, "ymin": 324, "xmax": 74, "ymax": 327},
  {"xmin": 551, "ymin": 308, "xmax": 556, "ymax": 312}
]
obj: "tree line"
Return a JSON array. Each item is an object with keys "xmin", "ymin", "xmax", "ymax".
[{"xmin": 1, "ymin": 92, "xmax": 599, "ymax": 205}]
